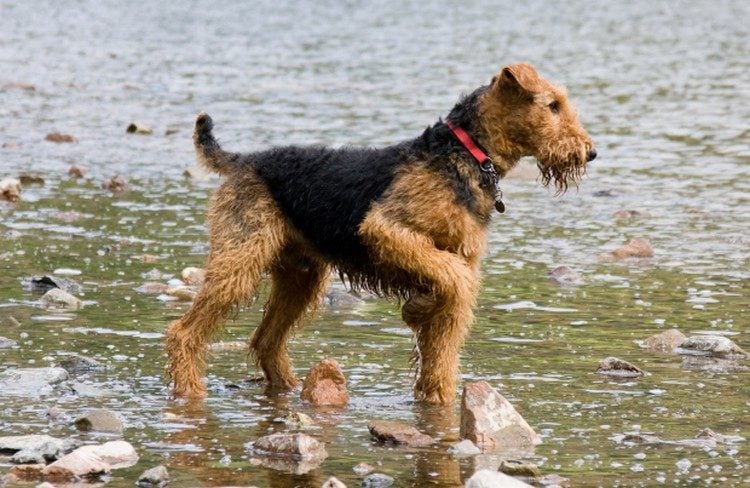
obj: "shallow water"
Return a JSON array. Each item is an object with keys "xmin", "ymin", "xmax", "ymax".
[{"xmin": 1, "ymin": 0, "xmax": 749, "ymax": 486}]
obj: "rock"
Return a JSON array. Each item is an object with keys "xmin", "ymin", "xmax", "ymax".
[
  {"xmin": 0, "ymin": 368, "xmax": 69, "ymax": 397},
  {"xmin": 165, "ymin": 286, "xmax": 197, "ymax": 301},
  {"xmin": 11, "ymin": 441, "xmax": 137, "ymax": 482},
  {"xmin": 134, "ymin": 282, "xmax": 170, "ymax": 294},
  {"xmin": 273, "ymin": 411, "xmax": 316, "ymax": 428},
  {"xmin": 548, "ymin": 265, "xmax": 583, "ymax": 286},
  {"xmin": 247, "ymin": 433, "xmax": 327, "ymax": 475},
  {"xmin": 539, "ymin": 474, "xmax": 571, "ymax": 487},
  {"xmin": 102, "ymin": 175, "xmax": 129, "ymax": 193},
  {"xmin": 1, "ymin": 177, "xmax": 21, "ymax": 202},
  {"xmin": 45, "ymin": 132, "xmax": 76, "ymax": 143},
  {"xmin": 301, "ymin": 358, "xmax": 349, "ymax": 406},
  {"xmin": 25, "ymin": 275, "xmax": 83, "ymax": 294},
  {"xmin": 181, "ymin": 267, "xmax": 205, "ymax": 285},
  {"xmin": 447, "ymin": 439, "xmax": 481, "ymax": 456},
  {"xmin": 613, "ymin": 429, "xmax": 744, "ymax": 449},
  {"xmin": 126, "ymin": 122, "xmax": 153, "ymax": 135},
  {"xmin": 39, "ymin": 288, "xmax": 82, "ymax": 309},
  {"xmin": 465, "ymin": 470, "xmax": 534, "ymax": 488},
  {"xmin": 676, "ymin": 335, "xmax": 747, "ymax": 358},
  {"xmin": 68, "ymin": 165, "xmax": 86, "ymax": 178},
  {"xmin": 639, "ymin": 329, "xmax": 687, "ymax": 352},
  {"xmin": 74, "ymin": 409, "xmax": 124, "ymax": 433},
  {"xmin": 459, "ymin": 381, "xmax": 541, "ymax": 451},
  {"xmin": 361, "ymin": 473, "xmax": 394, "ymax": 488},
  {"xmin": 0, "ymin": 435, "xmax": 77, "ymax": 463},
  {"xmin": 499, "ymin": 459, "xmax": 541, "ymax": 477},
  {"xmin": 76, "ymin": 440, "xmax": 138, "ymax": 468},
  {"xmin": 596, "ymin": 357, "xmax": 646, "ymax": 378},
  {"xmin": 0, "ymin": 336, "xmax": 17, "ymax": 348},
  {"xmin": 18, "ymin": 174, "xmax": 45, "ymax": 185},
  {"xmin": 57, "ymin": 353, "xmax": 105, "ymax": 375},
  {"xmin": 137, "ymin": 465, "xmax": 169, "ymax": 487},
  {"xmin": 367, "ymin": 420, "xmax": 434, "ymax": 447},
  {"xmin": 1, "ymin": 82, "xmax": 35, "ymax": 91},
  {"xmin": 600, "ymin": 237, "xmax": 654, "ymax": 261},
  {"xmin": 352, "ymin": 462, "xmax": 375, "ymax": 476},
  {"xmin": 208, "ymin": 341, "xmax": 247, "ymax": 353},
  {"xmin": 322, "ymin": 476, "xmax": 347, "ymax": 488},
  {"xmin": 614, "ymin": 209, "xmax": 649, "ymax": 219}
]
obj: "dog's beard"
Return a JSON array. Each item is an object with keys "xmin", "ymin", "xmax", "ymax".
[{"xmin": 539, "ymin": 160, "xmax": 587, "ymax": 195}]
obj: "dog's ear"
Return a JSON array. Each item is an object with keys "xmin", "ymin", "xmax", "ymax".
[{"xmin": 491, "ymin": 63, "xmax": 541, "ymax": 100}]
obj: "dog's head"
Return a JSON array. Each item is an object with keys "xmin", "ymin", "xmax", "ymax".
[{"xmin": 479, "ymin": 63, "xmax": 596, "ymax": 193}]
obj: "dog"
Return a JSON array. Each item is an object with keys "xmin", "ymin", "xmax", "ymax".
[{"xmin": 165, "ymin": 63, "xmax": 595, "ymax": 404}]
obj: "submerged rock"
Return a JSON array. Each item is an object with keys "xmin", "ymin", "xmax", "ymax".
[
  {"xmin": 18, "ymin": 174, "xmax": 45, "ymax": 185},
  {"xmin": 447, "ymin": 439, "xmax": 481, "ymax": 456},
  {"xmin": 322, "ymin": 476, "xmax": 347, "ymax": 488},
  {"xmin": 45, "ymin": 132, "xmax": 76, "ymax": 143},
  {"xmin": 600, "ymin": 237, "xmax": 654, "ymax": 261},
  {"xmin": 0, "ymin": 367, "xmax": 69, "ymax": 397},
  {"xmin": 367, "ymin": 420, "xmax": 434, "ymax": 447},
  {"xmin": 24, "ymin": 275, "xmax": 83, "ymax": 294},
  {"xmin": 0, "ymin": 435, "xmax": 77, "ymax": 463},
  {"xmin": 675, "ymin": 335, "xmax": 747, "ymax": 358},
  {"xmin": 301, "ymin": 358, "xmax": 349, "ymax": 407},
  {"xmin": 74, "ymin": 409, "xmax": 124, "ymax": 433},
  {"xmin": 466, "ymin": 470, "xmax": 534, "ymax": 488},
  {"xmin": 181, "ymin": 267, "xmax": 205, "ymax": 285},
  {"xmin": 638, "ymin": 329, "xmax": 687, "ymax": 353},
  {"xmin": 1, "ymin": 177, "xmax": 21, "ymax": 202},
  {"xmin": 361, "ymin": 473, "xmax": 394, "ymax": 488},
  {"xmin": 40, "ymin": 288, "xmax": 82, "ymax": 309},
  {"xmin": 126, "ymin": 122, "xmax": 153, "ymax": 135},
  {"xmin": 548, "ymin": 265, "xmax": 584, "ymax": 286},
  {"xmin": 247, "ymin": 433, "xmax": 327, "ymax": 475},
  {"xmin": 499, "ymin": 459, "xmax": 541, "ymax": 477},
  {"xmin": 166, "ymin": 286, "xmax": 197, "ymax": 301},
  {"xmin": 68, "ymin": 165, "xmax": 86, "ymax": 178},
  {"xmin": 273, "ymin": 411, "xmax": 316, "ymax": 429},
  {"xmin": 102, "ymin": 175, "xmax": 129, "ymax": 193},
  {"xmin": 596, "ymin": 357, "xmax": 646, "ymax": 378},
  {"xmin": 57, "ymin": 353, "xmax": 105, "ymax": 375},
  {"xmin": 459, "ymin": 381, "xmax": 541, "ymax": 451},
  {"xmin": 0, "ymin": 336, "xmax": 17, "ymax": 348},
  {"xmin": 614, "ymin": 428, "xmax": 745, "ymax": 449},
  {"xmin": 539, "ymin": 473, "xmax": 571, "ymax": 487},
  {"xmin": 137, "ymin": 465, "xmax": 169, "ymax": 487},
  {"xmin": 352, "ymin": 462, "xmax": 375, "ymax": 476},
  {"xmin": 134, "ymin": 282, "xmax": 170, "ymax": 294}
]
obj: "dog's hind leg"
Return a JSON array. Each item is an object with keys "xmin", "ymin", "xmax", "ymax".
[
  {"xmin": 165, "ymin": 177, "xmax": 287, "ymax": 398},
  {"xmin": 249, "ymin": 250, "xmax": 330, "ymax": 390}
]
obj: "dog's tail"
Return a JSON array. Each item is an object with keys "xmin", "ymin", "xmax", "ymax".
[{"xmin": 193, "ymin": 112, "xmax": 241, "ymax": 174}]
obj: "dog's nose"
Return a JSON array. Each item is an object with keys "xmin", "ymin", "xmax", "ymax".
[{"xmin": 586, "ymin": 148, "xmax": 597, "ymax": 162}]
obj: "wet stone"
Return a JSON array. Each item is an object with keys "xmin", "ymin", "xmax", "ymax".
[
  {"xmin": 0, "ymin": 336, "xmax": 17, "ymax": 348},
  {"xmin": 18, "ymin": 174, "xmax": 45, "ymax": 185},
  {"xmin": 301, "ymin": 358, "xmax": 349, "ymax": 407},
  {"xmin": 361, "ymin": 473, "xmax": 394, "ymax": 488},
  {"xmin": 639, "ymin": 329, "xmax": 687, "ymax": 353},
  {"xmin": 548, "ymin": 265, "xmax": 584, "ymax": 286},
  {"xmin": 39, "ymin": 288, "xmax": 82, "ymax": 309},
  {"xmin": 102, "ymin": 175, "xmax": 130, "ymax": 193},
  {"xmin": 322, "ymin": 476, "xmax": 347, "ymax": 488},
  {"xmin": 539, "ymin": 473, "xmax": 571, "ymax": 487},
  {"xmin": 44, "ymin": 132, "xmax": 76, "ymax": 143},
  {"xmin": 447, "ymin": 439, "xmax": 481, "ymax": 456},
  {"xmin": 137, "ymin": 465, "xmax": 169, "ymax": 487},
  {"xmin": 56, "ymin": 353, "xmax": 105, "ymax": 375},
  {"xmin": 181, "ymin": 266, "xmax": 205, "ymax": 285},
  {"xmin": 273, "ymin": 411, "xmax": 316, "ymax": 429},
  {"xmin": 465, "ymin": 470, "xmax": 534, "ymax": 488},
  {"xmin": 499, "ymin": 459, "xmax": 541, "ymax": 477},
  {"xmin": 25, "ymin": 275, "xmax": 83, "ymax": 294},
  {"xmin": 0, "ymin": 367, "xmax": 69, "ymax": 397},
  {"xmin": 166, "ymin": 286, "xmax": 197, "ymax": 301},
  {"xmin": 0, "ymin": 435, "xmax": 77, "ymax": 462},
  {"xmin": 459, "ymin": 381, "xmax": 541, "ymax": 451},
  {"xmin": 676, "ymin": 335, "xmax": 747, "ymax": 358},
  {"xmin": 1, "ymin": 177, "xmax": 22, "ymax": 202},
  {"xmin": 596, "ymin": 357, "xmax": 646, "ymax": 378},
  {"xmin": 352, "ymin": 462, "xmax": 375, "ymax": 476},
  {"xmin": 368, "ymin": 420, "xmax": 434, "ymax": 447},
  {"xmin": 134, "ymin": 282, "xmax": 170, "ymax": 294},
  {"xmin": 74, "ymin": 408, "xmax": 124, "ymax": 433},
  {"xmin": 600, "ymin": 237, "xmax": 654, "ymax": 261},
  {"xmin": 247, "ymin": 433, "xmax": 327, "ymax": 475},
  {"xmin": 68, "ymin": 165, "xmax": 86, "ymax": 178},
  {"xmin": 126, "ymin": 122, "xmax": 153, "ymax": 135}
]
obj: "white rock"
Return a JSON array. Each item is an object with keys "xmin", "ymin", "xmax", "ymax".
[{"xmin": 466, "ymin": 469, "xmax": 534, "ymax": 488}]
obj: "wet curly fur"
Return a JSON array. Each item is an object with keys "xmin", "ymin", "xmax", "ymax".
[{"xmin": 165, "ymin": 63, "xmax": 595, "ymax": 404}]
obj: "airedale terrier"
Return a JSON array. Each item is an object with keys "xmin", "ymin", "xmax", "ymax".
[{"xmin": 165, "ymin": 63, "xmax": 595, "ymax": 404}]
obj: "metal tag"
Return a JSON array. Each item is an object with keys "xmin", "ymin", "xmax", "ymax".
[{"xmin": 495, "ymin": 198, "xmax": 505, "ymax": 213}]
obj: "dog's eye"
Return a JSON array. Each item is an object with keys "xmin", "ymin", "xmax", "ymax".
[{"xmin": 548, "ymin": 100, "xmax": 560, "ymax": 113}]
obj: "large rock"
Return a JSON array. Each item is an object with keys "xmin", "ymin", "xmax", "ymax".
[
  {"xmin": 39, "ymin": 288, "xmax": 82, "ymax": 309},
  {"xmin": 0, "ymin": 435, "xmax": 78, "ymax": 463},
  {"xmin": 74, "ymin": 409, "xmax": 124, "ymax": 433},
  {"xmin": 0, "ymin": 367, "xmax": 69, "ymax": 397},
  {"xmin": 57, "ymin": 353, "xmax": 105, "ymax": 375},
  {"xmin": 367, "ymin": 420, "xmax": 434, "ymax": 447},
  {"xmin": 596, "ymin": 357, "xmax": 646, "ymax": 378},
  {"xmin": 639, "ymin": 329, "xmax": 687, "ymax": 352},
  {"xmin": 247, "ymin": 433, "xmax": 327, "ymax": 475},
  {"xmin": 465, "ymin": 470, "xmax": 534, "ymax": 488},
  {"xmin": 459, "ymin": 381, "xmax": 541, "ymax": 451},
  {"xmin": 676, "ymin": 335, "xmax": 747, "ymax": 358},
  {"xmin": 301, "ymin": 359, "xmax": 349, "ymax": 406},
  {"xmin": 361, "ymin": 473, "xmax": 394, "ymax": 488}
]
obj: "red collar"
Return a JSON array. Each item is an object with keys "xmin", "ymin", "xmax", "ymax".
[{"xmin": 445, "ymin": 119, "xmax": 493, "ymax": 172}]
